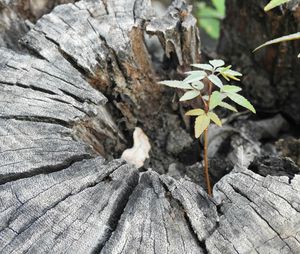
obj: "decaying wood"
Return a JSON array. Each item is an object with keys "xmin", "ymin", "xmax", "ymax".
[
  {"xmin": 0, "ymin": 0, "xmax": 299, "ymax": 253},
  {"xmin": 218, "ymin": 0, "xmax": 300, "ymax": 124},
  {"xmin": 0, "ymin": 159, "xmax": 139, "ymax": 253},
  {"xmin": 20, "ymin": 0, "xmax": 200, "ymax": 130},
  {"xmin": 0, "ymin": 0, "xmax": 76, "ymax": 49}
]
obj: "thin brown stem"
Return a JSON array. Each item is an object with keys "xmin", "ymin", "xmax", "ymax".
[
  {"xmin": 203, "ymin": 128, "xmax": 212, "ymax": 196},
  {"xmin": 202, "ymin": 80, "xmax": 213, "ymax": 196}
]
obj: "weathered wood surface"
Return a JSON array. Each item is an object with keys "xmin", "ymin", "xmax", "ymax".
[
  {"xmin": 0, "ymin": 0, "xmax": 76, "ymax": 49},
  {"xmin": 0, "ymin": 0, "xmax": 300, "ymax": 253},
  {"xmin": 0, "ymin": 159, "xmax": 139, "ymax": 253},
  {"xmin": 1, "ymin": 157, "xmax": 300, "ymax": 253}
]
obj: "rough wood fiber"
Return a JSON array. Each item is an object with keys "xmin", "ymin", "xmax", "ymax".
[
  {"xmin": 101, "ymin": 171, "xmax": 209, "ymax": 254},
  {"xmin": 0, "ymin": 0, "xmax": 299, "ymax": 253},
  {"xmin": 100, "ymin": 162, "xmax": 300, "ymax": 254},
  {"xmin": 0, "ymin": 0, "xmax": 77, "ymax": 49},
  {"xmin": 20, "ymin": 0, "xmax": 200, "ymax": 129},
  {"xmin": 208, "ymin": 166, "xmax": 300, "ymax": 254},
  {"xmin": 0, "ymin": 46, "xmax": 120, "ymax": 179},
  {"xmin": 0, "ymin": 159, "xmax": 139, "ymax": 254}
]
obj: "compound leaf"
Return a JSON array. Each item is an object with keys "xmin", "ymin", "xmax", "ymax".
[
  {"xmin": 195, "ymin": 114, "xmax": 210, "ymax": 138},
  {"xmin": 180, "ymin": 90, "xmax": 200, "ymax": 101},
  {"xmin": 207, "ymin": 112, "xmax": 222, "ymax": 126},
  {"xmin": 208, "ymin": 74, "xmax": 223, "ymax": 88},
  {"xmin": 219, "ymin": 101, "xmax": 238, "ymax": 112},
  {"xmin": 159, "ymin": 80, "xmax": 192, "ymax": 89},
  {"xmin": 221, "ymin": 85, "xmax": 242, "ymax": 93},
  {"xmin": 209, "ymin": 59, "xmax": 225, "ymax": 68},
  {"xmin": 191, "ymin": 63, "xmax": 214, "ymax": 71},
  {"xmin": 192, "ymin": 81, "xmax": 204, "ymax": 90},
  {"xmin": 227, "ymin": 93, "xmax": 256, "ymax": 113},
  {"xmin": 209, "ymin": 91, "xmax": 223, "ymax": 110},
  {"xmin": 186, "ymin": 109, "xmax": 205, "ymax": 116},
  {"xmin": 219, "ymin": 69, "xmax": 242, "ymax": 81}
]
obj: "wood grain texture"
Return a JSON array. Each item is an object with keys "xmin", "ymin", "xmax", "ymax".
[
  {"xmin": 0, "ymin": 0, "xmax": 299, "ymax": 253},
  {"xmin": 208, "ymin": 165, "xmax": 300, "ymax": 254},
  {"xmin": 0, "ymin": 159, "xmax": 139, "ymax": 254},
  {"xmin": 0, "ymin": 0, "xmax": 77, "ymax": 49}
]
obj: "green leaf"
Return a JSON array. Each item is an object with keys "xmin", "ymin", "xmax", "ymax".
[
  {"xmin": 199, "ymin": 18, "xmax": 220, "ymax": 40},
  {"xmin": 180, "ymin": 90, "xmax": 200, "ymax": 101},
  {"xmin": 191, "ymin": 63, "xmax": 214, "ymax": 71},
  {"xmin": 218, "ymin": 68, "xmax": 242, "ymax": 81},
  {"xmin": 185, "ymin": 70, "xmax": 207, "ymax": 76},
  {"xmin": 184, "ymin": 72, "xmax": 206, "ymax": 83},
  {"xmin": 264, "ymin": 0, "xmax": 289, "ymax": 12},
  {"xmin": 212, "ymin": 0, "xmax": 225, "ymax": 15},
  {"xmin": 159, "ymin": 80, "xmax": 192, "ymax": 89},
  {"xmin": 192, "ymin": 81, "xmax": 204, "ymax": 90},
  {"xmin": 198, "ymin": 6, "xmax": 224, "ymax": 19},
  {"xmin": 221, "ymin": 85, "xmax": 242, "ymax": 93},
  {"xmin": 209, "ymin": 59, "xmax": 225, "ymax": 68},
  {"xmin": 185, "ymin": 109, "xmax": 205, "ymax": 116},
  {"xmin": 195, "ymin": 114, "xmax": 210, "ymax": 138},
  {"xmin": 227, "ymin": 93, "xmax": 256, "ymax": 113},
  {"xmin": 254, "ymin": 32, "xmax": 300, "ymax": 52},
  {"xmin": 208, "ymin": 74, "xmax": 223, "ymax": 88},
  {"xmin": 219, "ymin": 101, "xmax": 238, "ymax": 112},
  {"xmin": 216, "ymin": 65, "xmax": 231, "ymax": 73},
  {"xmin": 209, "ymin": 91, "xmax": 223, "ymax": 110},
  {"xmin": 207, "ymin": 112, "xmax": 222, "ymax": 126}
]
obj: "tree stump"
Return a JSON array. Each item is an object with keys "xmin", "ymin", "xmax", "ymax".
[
  {"xmin": 0, "ymin": 0, "xmax": 300, "ymax": 253},
  {"xmin": 218, "ymin": 0, "xmax": 300, "ymax": 124}
]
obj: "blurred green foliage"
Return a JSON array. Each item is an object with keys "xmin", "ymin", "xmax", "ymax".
[{"xmin": 196, "ymin": 0, "xmax": 225, "ymax": 40}]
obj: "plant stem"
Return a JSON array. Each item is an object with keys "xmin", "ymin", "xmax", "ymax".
[
  {"xmin": 203, "ymin": 80, "xmax": 213, "ymax": 196},
  {"xmin": 203, "ymin": 128, "xmax": 212, "ymax": 196}
]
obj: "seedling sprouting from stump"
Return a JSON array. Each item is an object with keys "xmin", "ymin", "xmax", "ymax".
[{"xmin": 159, "ymin": 60, "xmax": 256, "ymax": 196}]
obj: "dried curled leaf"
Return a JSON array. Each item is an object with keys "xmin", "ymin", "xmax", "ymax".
[{"xmin": 121, "ymin": 127, "xmax": 151, "ymax": 168}]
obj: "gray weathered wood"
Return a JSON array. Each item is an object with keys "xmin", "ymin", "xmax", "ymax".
[
  {"xmin": 101, "ymin": 171, "xmax": 210, "ymax": 254},
  {"xmin": 0, "ymin": 158, "xmax": 139, "ymax": 253},
  {"xmin": 0, "ymin": 46, "xmax": 121, "ymax": 181},
  {"xmin": 101, "ymin": 161, "xmax": 300, "ymax": 254},
  {"xmin": 208, "ymin": 165, "xmax": 300, "ymax": 254},
  {"xmin": 20, "ymin": 0, "xmax": 200, "ymax": 129},
  {"xmin": 0, "ymin": 0, "xmax": 76, "ymax": 49},
  {"xmin": 0, "ymin": 0, "xmax": 299, "ymax": 253}
]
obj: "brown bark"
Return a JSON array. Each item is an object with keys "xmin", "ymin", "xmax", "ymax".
[{"xmin": 218, "ymin": 0, "xmax": 300, "ymax": 124}]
